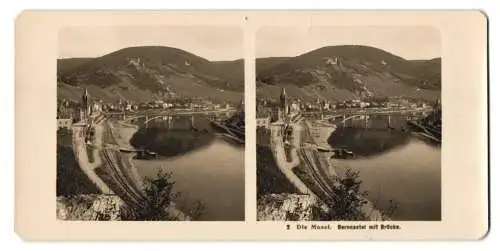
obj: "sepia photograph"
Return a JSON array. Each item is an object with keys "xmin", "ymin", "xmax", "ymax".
[
  {"xmin": 256, "ymin": 26, "xmax": 442, "ymax": 221},
  {"xmin": 56, "ymin": 26, "xmax": 245, "ymax": 221},
  {"xmin": 15, "ymin": 10, "xmax": 487, "ymax": 240}
]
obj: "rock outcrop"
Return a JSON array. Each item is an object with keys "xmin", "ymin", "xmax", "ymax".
[
  {"xmin": 57, "ymin": 194, "xmax": 124, "ymax": 221},
  {"xmin": 56, "ymin": 194, "xmax": 192, "ymax": 221},
  {"xmin": 257, "ymin": 193, "xmax": 327, "ymax": 221}
]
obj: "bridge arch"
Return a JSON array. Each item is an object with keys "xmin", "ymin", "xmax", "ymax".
[
  {"xmin": 116, "ymin": 109, "xmax": 235, "ymax": 126},
  {"xmin": 122, "ymin": 115, "xmax": 145, "ymax": 122},
  {"xmin": 339, "ymin": 114, "xmax": 366, "ymax": 124},
  {"xmin": 144, "ymin": 115, "xmax": 195, "ymax": 128},
  {"xmin": 144, "ymin": 115, "xmax": 167, "ymax": 125}
]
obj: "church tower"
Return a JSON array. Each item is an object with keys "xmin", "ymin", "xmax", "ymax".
[
  {"xmin": 236, "ymin": 96, "xmax": 245, "ymax": 123},
  {"xmin": 433, "ymin": 98, "xmax": 441, "ymax": 122},
  {"xmin": 81, "ymin": 88, "xmax": 89, "ymax": 121},
  {"xmin": 238, "ymin": 96, "xmax": 244, "ymax": 112},
  {"xmin": 280, "ymin": 87, "xmax": 288, "ymax": 120},
  {"xmin": 320, "ymin": 99, "xmax": 325, "ymax": 120}
]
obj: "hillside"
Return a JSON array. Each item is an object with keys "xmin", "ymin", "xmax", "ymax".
[
  {"xmin": 207, "ymin": 59, "xmax": 244, "ymax": 84},
  {"xmin": 57, "ymin": 57, "xmax": 94, "ymax": 73},
  {"xmin": 256, "ymin": 45, "xmax": 441, "ymax": 102},
  {"xmin": 57, "ymin": 46, "xmax": 244, "ymax": 103},
  {"xmin": 256, "ymin": 57, "xmax": 291, "ymax": 73}
]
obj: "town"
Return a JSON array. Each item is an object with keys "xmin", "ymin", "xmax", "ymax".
[
  {"xmin": 256, "ymin": 89, "xmax": 440, "ymax": 133},
  {"xmin": 257, "ymin": 95, "xmax": 436, "ymax": 121},
  {"xmin": 57, "ymin": 94, "xmax": 238, "ymax": 124}
]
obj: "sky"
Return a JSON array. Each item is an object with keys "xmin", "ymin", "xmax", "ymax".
[
  {"xmin": 256, "ymin": 26, "xmax": 441, "ymax": 60},
  {"xmin": 58, "ymin": 26, "xmax": 243, "ymax": 61},
  {"xmin": 59, "ymin": 26, "xmax": 440, "ymax": 61}
]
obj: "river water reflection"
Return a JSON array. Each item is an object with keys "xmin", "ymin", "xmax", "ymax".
[
  {"xmin": 130, "ymin": 115, "xmax": 245, "ymax": 221},
  {"xmin": 328, "ymin": 114, "xmax": 441, "ymax": 221}
]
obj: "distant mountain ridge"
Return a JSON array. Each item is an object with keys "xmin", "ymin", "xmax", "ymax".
[
  {"xmin": 58, "ymin": 45, "xmax": 441, "ymax": 104},
  {"xmin": 256, "ymin": 45, "xmax": 441, "ymax": 102},
  {"xmin": 57, "ymin": 46, "xmax": 244, "ymax": 103}
]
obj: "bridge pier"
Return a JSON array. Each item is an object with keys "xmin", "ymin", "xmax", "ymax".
[{"xmin": 190, "ymin": 115, "xmax": 194, "ymax": 128}]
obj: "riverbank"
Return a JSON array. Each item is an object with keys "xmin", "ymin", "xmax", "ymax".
[
  {"xmin": 108, "ymin": 121, "xmax": 145, "ymax": 188},
  {"xmin": 407, "ymin": 120, "xmax": 441, "ymax": 143},
  {"xmin": 306, "ymin": 120, "xmax": 337, "ymax": 149},
  {"xmin": 110, "ymin": 121, "xmax": 140, "ymax": 149},
  {"xmin": 210, "ymin": 120, "xmax": 245, "ymax": 144}
]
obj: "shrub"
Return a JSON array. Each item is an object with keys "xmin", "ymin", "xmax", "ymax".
[
  {"xmin": 120, "ymin": 169, "xmax": 205, "ymax": 221},
  {"xmin": 321, "ymin": 168, "xmax": 369, "ymax": 221},
  {"xmin": 121, "ymin": 169, "xmax": 179, "ymax": 221}
]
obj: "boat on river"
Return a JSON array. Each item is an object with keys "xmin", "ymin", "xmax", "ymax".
[
  {"xmin": 330, "ymin": 148, "xmax": 355, "ymax": 159},
  {"xmin": 134, "ymin": 149, "xmax": 158, "ymax": 159}
]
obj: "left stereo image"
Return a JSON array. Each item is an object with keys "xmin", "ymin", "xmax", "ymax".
[{"xmin": 56, "ymin": 26, "xmax": 245, "ymax": 221}]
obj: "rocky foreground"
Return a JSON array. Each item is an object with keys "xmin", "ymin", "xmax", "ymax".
[
  {"xmin": 57, "ymin": 194, "xmax": 124, "ymax": 221},
  {"xmin": 57, "ymin": 194, "xmax": 191, "ymax": 221},
  {"xmin": 257, "ymin": 193, "xmax": 328, "ymax": 221}
]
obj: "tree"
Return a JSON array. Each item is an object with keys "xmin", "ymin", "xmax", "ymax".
[
  {"xmin": 322, "ymin": 168, "xmax": 369, "ymax": 221},
  {"xmin": 320, "ymin": 168, "xmax": 398, "ymax": 221},
  {"xmin": 120, "ymin": 169, "xmax": 205, "ymax": 221},
  {"xmin": 122, "ymin": 170, "xmax": 180, "ymax": 221}
]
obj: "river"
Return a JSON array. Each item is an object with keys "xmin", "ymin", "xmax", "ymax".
[
  {"xmin": 129, "ymin": 115, "xmax": 245, "ymax": 221},
  {"xmin": 328, "ymin": 114, "xmax": 441, "ymax": 221}
]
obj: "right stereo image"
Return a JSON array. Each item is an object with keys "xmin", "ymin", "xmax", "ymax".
[{"xmin": 255, "ymin": 26, "xmax": 442, "ymax": 222}]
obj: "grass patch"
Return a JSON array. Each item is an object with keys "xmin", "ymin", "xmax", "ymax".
[
  {"xmin": 256, "ymin": 127, "xmax": 271, "ymax": 146},
  {"xmin": 86, "ymin": 145, "xmax": 95, "ymax": 163},
  {"xmin": 257, "ymin": 146, "xmax": 299, "ymax": 196},
  {"xmin": 57, "ymin": 128, "xmax": 100, "ymax": 196}
]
